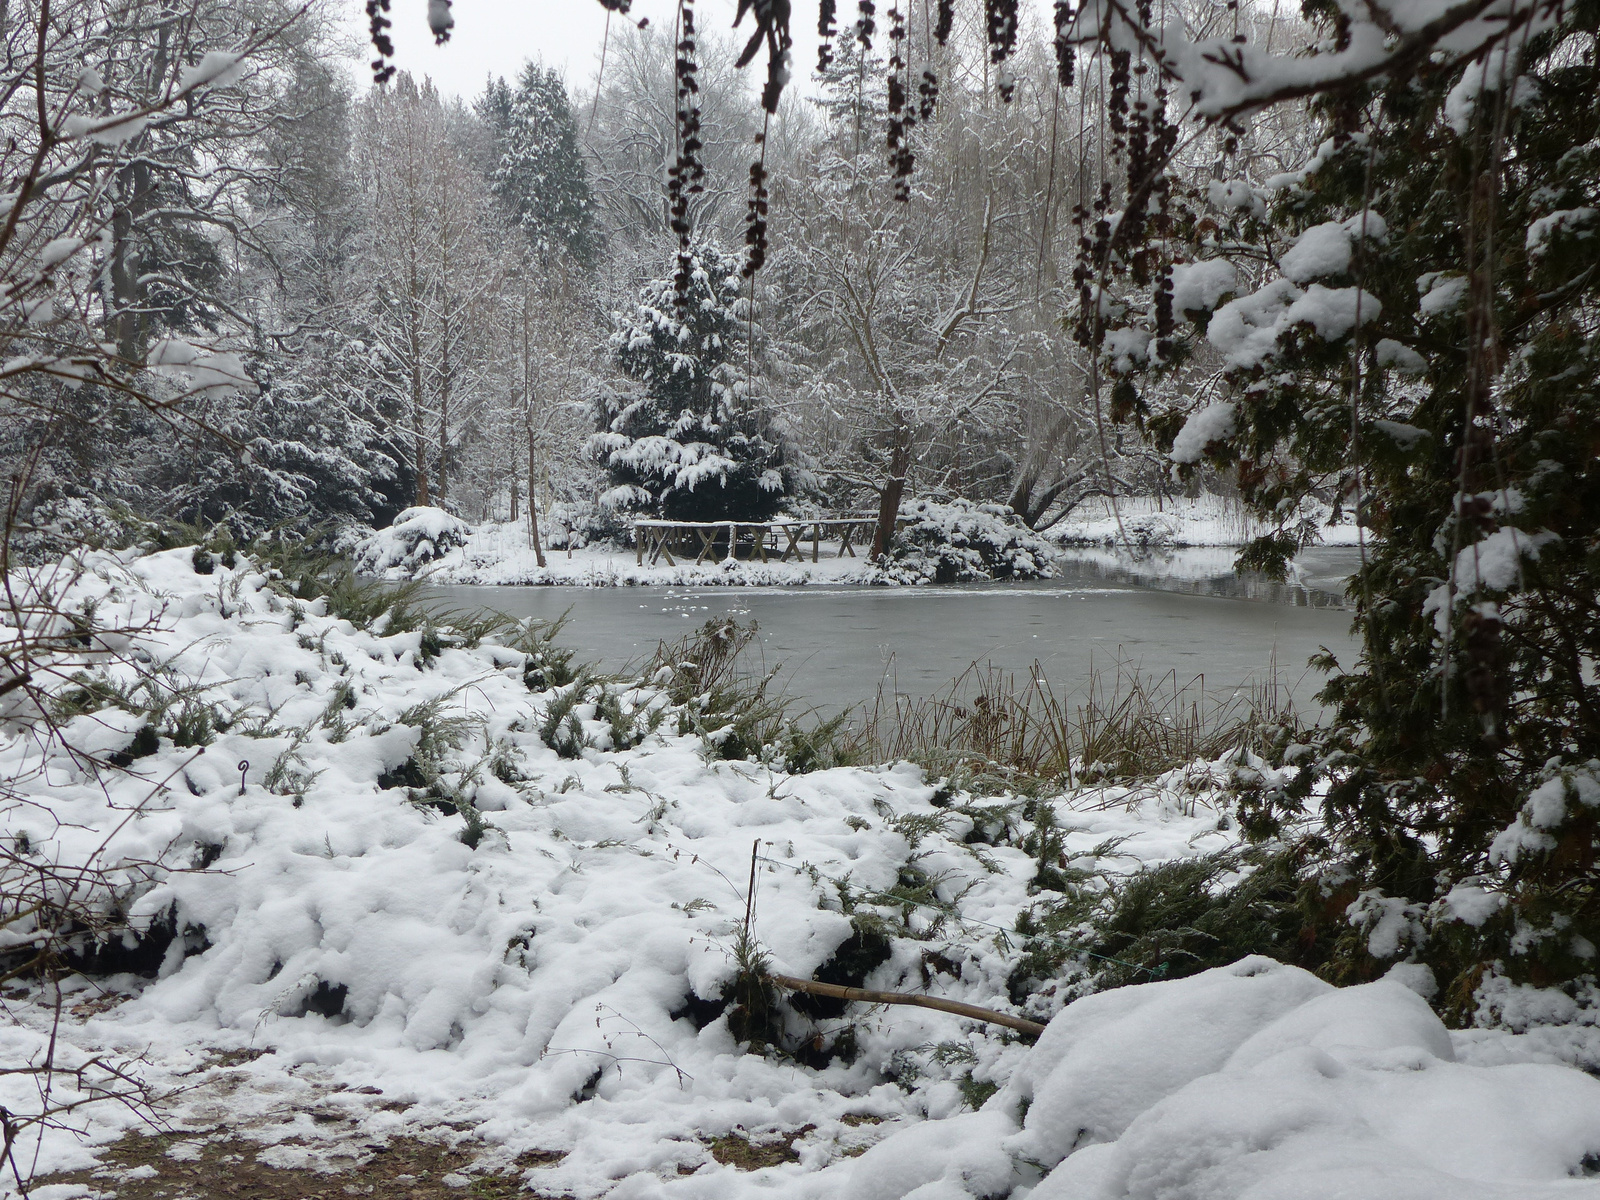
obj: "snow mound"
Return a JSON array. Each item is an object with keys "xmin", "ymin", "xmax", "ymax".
[
  {"xmin": 10, "ymin": 547, "xmax": 1600, "ymax": 1198},
  {"xmin": 878, "ymin": 499, "xmax": 1055, "ymax": 584},
  {"xmin": 3, "ymin": 545, "xmax": 1246, "ymax": 1190},
  {"xmin": 852, "ymin": 959, "xmax": 1600, "ymax": 1200},
  {"xmin": 352, "ymin": 506, "xmax": 472, "ymax": 576}
]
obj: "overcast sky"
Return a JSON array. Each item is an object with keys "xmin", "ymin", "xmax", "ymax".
[{"xmin": 358, "ymin": 0, "xmax": 825, "ymax": 104}]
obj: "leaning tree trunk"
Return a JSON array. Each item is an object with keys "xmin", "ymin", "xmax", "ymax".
[{"xmin": 871, "ymin": 416, "xmax": 913, "ymax": 560}]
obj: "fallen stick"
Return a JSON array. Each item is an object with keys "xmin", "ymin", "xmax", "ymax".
[{"xmin": 769, "ymin": 973, "xmax": 1046, "ymax": 1038}]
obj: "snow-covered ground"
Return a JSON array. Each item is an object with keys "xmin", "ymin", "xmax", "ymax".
[
  {"xmin": 351, "ymin": 497, "xmax": 1362, "ymax": 589},
  {"xmin": 4, "ymin": 549, "xmax": 1599, "ymax": 1200},
  {"xmin": 384, "ymin": 520, "xmax": 881, "ymax": 586},
  {"xmin": 1052, "ymin": 494, "xmax": 1364, "ymax": 548}
]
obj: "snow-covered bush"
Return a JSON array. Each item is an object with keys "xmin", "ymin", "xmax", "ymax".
[
  {"xmin": 352, "ymin": 506, "xmax": 471, "ymax": 575},
  {"xmin": 3, "ymin": 494, "xmax": 132, "ymax": 566},
  {"xmin": 878, "ymin": 499, "xmax": 1056, "ymax": 584},
  {"xmin": 543, "ymin": 497, "xmax": 629, "ymax": 550}
]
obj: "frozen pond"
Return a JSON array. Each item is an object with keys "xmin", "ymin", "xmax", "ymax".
[{"xmin": 417, "ymin": 546, "xmax": 1364, "ymax": 717}]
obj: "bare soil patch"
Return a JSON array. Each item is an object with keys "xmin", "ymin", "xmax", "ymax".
[{"xmin": 40, "ymin": 1131, "xmax": 546, "ymax": 1199}]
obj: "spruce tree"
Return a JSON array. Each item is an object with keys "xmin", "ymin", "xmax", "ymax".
[
  {"xmin": 477, "ymin": 62, "xmax": 600, "ymax": 266},
  {"xmin": 589, "ymin": 241, "xmax": 802, "ymax": 523}
]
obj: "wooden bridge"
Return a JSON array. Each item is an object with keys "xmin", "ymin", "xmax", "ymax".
[{"xmin": 632, "ymin": 517, "xmax": 898, "ymax": 567}]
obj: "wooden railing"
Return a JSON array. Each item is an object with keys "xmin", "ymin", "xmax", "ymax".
[{"xmin": 632, "ymin": 517, "xmax": 902, "ymax": 566}]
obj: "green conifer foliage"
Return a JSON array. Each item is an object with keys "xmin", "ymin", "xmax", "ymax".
[
  {"xmin": 1095, "ymin": 0, "xmax": 1600, "ymax": 999},
  {"xmin": 589, "ymin": 242, "xmax": 803, "ymax": 523},
  {"xmin": 478, "ymin": 62, "xmax": 600, "ymax": 266}
]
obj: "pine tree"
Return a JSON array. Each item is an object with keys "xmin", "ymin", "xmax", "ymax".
[
  {"xmin": 589, "ymin": 241, "xmax": 802, "ymax": 523},
  {"xmin": 477, "ymin": 62, "xmax": 600, "ymax": 266}
]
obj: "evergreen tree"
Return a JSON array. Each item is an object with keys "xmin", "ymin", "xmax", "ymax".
[
  {"xmin": 589, "ymin": 241, "xmax": 802, "ymax": 523},
  {"xmin": 1095, "ymin": 0, "xmax": 1600, "ymax": 1001},
  {"xmin": 165, "ymin": 335, "xmax": 403, "ymax": 539},
  {"xmin": 477, "ymin": 62, "xmax": 600, "ymax": 266}
]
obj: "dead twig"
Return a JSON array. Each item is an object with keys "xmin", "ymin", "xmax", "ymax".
[{"xmin": 768, "ymin": 973, "xmax": 1046, "ymax": 1038}]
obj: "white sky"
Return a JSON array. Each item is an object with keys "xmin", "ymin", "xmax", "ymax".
[{"xmin": 354, "ymin": 0, "xmax": 825, "ymax": 103}]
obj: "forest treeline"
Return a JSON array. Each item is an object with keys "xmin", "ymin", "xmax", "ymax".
[{"xmin": 2, "ymin": 0, "xmax": 1294, "ymax": 557}]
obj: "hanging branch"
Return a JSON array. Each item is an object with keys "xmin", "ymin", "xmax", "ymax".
[
  {"xmin": 734, "ymin": 2, "xmax": 791, "ymax": 279},
  {"xmin": 985, "ymin": 0, "xmax": 1021, "ymax": 100},
  {"xmin": 669, "ymin": 0, "xmax": 705, "ymax": 305},
  {"xmin": 917, "ymin": 0, "xmax": 956, "ymax": 125},
  {"xmin": 1053, "ymin": 1, "xmax": 1077, "ymax": 88},
  {"xmin": 818, "ymin": 0, "xmax": 838, "ymax": 71},
  {"xmin": 743, "ymin": 137, "xmax": 772, "ymax": 277},
  {"xmin": 886, "ymin": 1, "xmax": 916, "ymax": 200},
  {"xmin": 365, "ymin": 0, "xmax": 395, "ymax": 84},
  {"xmin": 856, "ymin": 0, "xmax": 877, "ymax": 50}
]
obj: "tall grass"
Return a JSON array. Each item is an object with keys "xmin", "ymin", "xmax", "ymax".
[
  {"xmin": 856, "ymin": 653, "xmax": 1298, "ymax": 790},
  {"xmin": 644, "ymin": 619, "xmax": 868, "ymax": 772}
]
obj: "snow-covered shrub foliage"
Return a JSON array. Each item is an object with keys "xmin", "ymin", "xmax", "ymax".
[
  {"xmin": 543, "ymin": 497, "xmax": 629, "ymax": 550},
  {"xmin": 589, "ymin": 241, "xmax": 805, "ymax": 523},
  {"xmin": 352, "ymin": 506, "xmax": 470, "ymax": 575},
  {"xmin": 2, "ymin": 494, "xmax": 133, "ymax": 566},
  {"xmin": 878, "ymin": 499, "xmax": 1055, "ymax": 584}
]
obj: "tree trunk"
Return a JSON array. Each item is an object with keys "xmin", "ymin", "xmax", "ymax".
[
  {"xmin": 436, "ymin": 333, "xmax": 450, "ymax": 505},
  {"xmin": 405, "ymin": 263, "xmax": 430, "ymax": 507},
  {"xmin": 509, "ymin": 471, "xmax": 519, "ymax": 523},
  {"xmin": 871, "ymin": 416, "xmax": 913, "ymax": 560},
  {"xmin": 527, "ymin": 417, "xmax": 546, "ymax": 568},
  {"xmin": 109, "ymin": 162, "xmax": 149, "ymax": 361},
  {"xmin": 411, "ymin": 397, "xmax": 431, "ymax": 508}
]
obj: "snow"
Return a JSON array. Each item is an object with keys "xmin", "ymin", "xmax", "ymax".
[
  {"xmin": 1207, "ymin": 279, "xmax": 1380, "ymax": 369},
  {"xmin": 39, "ymin": 238, "xmax": 83, "ymax": 269},
  {"xmin": 1489, "ymin": 762, "xmax": 1600, "ymax": 867},
  {"xmin": 1168, "ymin": 403, "xmax": 1237, "ymax": 464},
  {"xmin": 859, "ymin": 960, "xmax": 1600, "ymax": 1200},
  {"xmin": 59, "ymin": 111, "xmax": 151, "ymax": 146},
  {"xmin": 1280, "ymin": 223, "xmax": 1352, "ymax": 282},
  {"xmin": 146, "ymin": 336, "xmax": 254, "ymax": 398},
  {"xmin": 1049, "ymin": 494, "xmax": 1363, "ymax": 549},
  {"xmin": 6, "ymin": 547, "xmax": 1600, "ymax": 1198},
  {"xmin": 0, "ymin": 545, "xmax": 1223, "ymax": 1190},
  {"xmin": 1526, "ymin": 207, "xmax": 1597, "ymax": 257},
  {"xmin": 358, "ymin": 504, "xmax": 1050, "ymax": 588},
  {"xmin": 353, "ymin": 505, "xmax": 474, "ymax": 574},
  {"xmin": 1421, "ymin": 525, "xmax": 1556, "ymax": 633},
  {"xmin": 176, "ymin": 50, "xmax": 246, "ymax": 93},
  {"xmin": 1418, "ymin": 274, "xmax": 1469, "ymax": 319},
  {"xmin": 1168, "ymin": 260, "xmax": 1236, "ymax": 317},
  {"xmin": 1278, "ymin": 213, "xmax": 1387, "ymax": 283},
  {"xmin": 1375, "ymin": 338, "xmax": 1428, "ymax": 375},
  {"xmin": 1065, "ymin": 0, "xmax": 1564, "ymax": 128},
  {"xmin": 1444, "ymin": 46, "xmax": 1530, "ymax": 134},
  {"xmin": 360, "ymin": 520, "xmax": 883, "ymax": 586}
]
